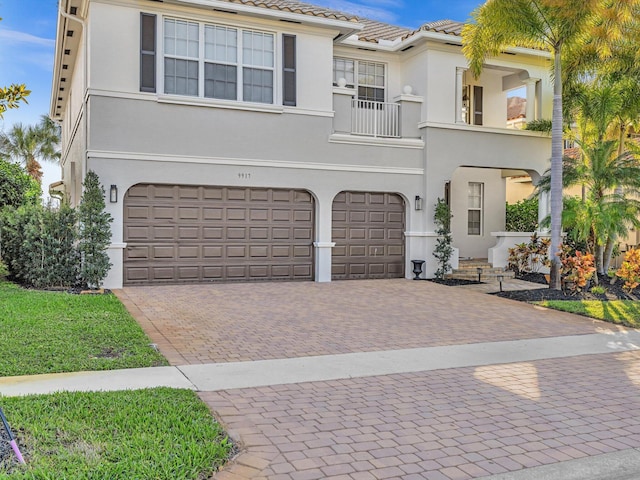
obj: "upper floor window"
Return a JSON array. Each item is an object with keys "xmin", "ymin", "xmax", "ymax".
[
  {"xmin": 162, "ymin": 18, "xmax": 274, "ymax": 104},
  {"xmin": 333, "ymin": 58, "xmax": 385, "ymax": 102}
]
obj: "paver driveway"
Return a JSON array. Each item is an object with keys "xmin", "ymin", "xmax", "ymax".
[
  {"xmin": 118, "ymin": 279, "xmax": 599, "ymax": 365},
  {"xmin": 116, "ymin": 280, "xmax": 640, "ymax": 479}
]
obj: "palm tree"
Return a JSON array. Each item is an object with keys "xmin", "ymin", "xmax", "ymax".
[
  {"xmin": 561, "ymin": 139, "xmax": 640, "ymax": 274},
  {"xmin": 0, "ymin": 115, "xmax": 60, "ymax": 183},
  {"xmin": 461, "ymin": 0, "xmax": 638, "ymax": 289}
]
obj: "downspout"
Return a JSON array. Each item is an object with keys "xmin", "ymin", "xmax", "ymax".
[{"xmin": 59, "ymin": 2, "xmax": 88, "ymax": 202}]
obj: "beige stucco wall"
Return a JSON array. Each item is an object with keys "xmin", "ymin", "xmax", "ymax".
[{"xmin": 449, "ymin": 167, "xmax": 506, "ymax": 259}]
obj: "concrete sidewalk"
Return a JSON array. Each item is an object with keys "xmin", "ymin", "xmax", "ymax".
[{"xmin": 1, "ymin": 331, "xmax": 639, "ymax": 397}]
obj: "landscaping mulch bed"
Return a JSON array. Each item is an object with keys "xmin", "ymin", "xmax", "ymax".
[{"xmin": 496, "ymin": 273, "xmax": 638, "ymax": 302}]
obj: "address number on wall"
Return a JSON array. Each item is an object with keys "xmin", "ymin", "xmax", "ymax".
[{"xmin": 238, "ymin": 173, "xmax": 251, "ymax": 179}]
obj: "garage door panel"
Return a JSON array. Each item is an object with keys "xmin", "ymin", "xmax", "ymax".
[
  {"xmin": 332, "ymin": 191, "xmax": 405, "ymax": 280},
  {"xmin": 178, "ymin": 227, "xmax": 199, "ymax": 239},
  {"xmin": 152, "ymin": 246, "xmax": 174, "ymax": 259},
  {"xmin": 204, "ymin": 227, "xmax": 223, "ymax": 239},
  {"xmin": 178, "ymin": 246, "xmax": 199, "ymax": 259},
  {"xmin": 126, "ymin": 226, "xmax": 150, "ymax": 240},
  {"xmin": 178, "ymin": 266, "xmax": 199, "ymax": 279},
  {"xmin": 204, "ymin": 208, "xmax": 223, "ymax": 220},
  {"xmin": 152, "ymin": 267, "xmax": 174, "ymax": 279},
  {"xmin": 227, "ymin": 208, "xmax": 247, "ymax": 221},
  {"xmin": 178, "ymin": 207, "xmax": 199, "ymax": 220},
  {"xmin": 227, "ymin": 227, "xmax": 246, "ymax": 239},
  {"xmin": 126, "ymin": 206, "xmax": 150, "ymax": 219},
  {"xmin": 126, "ymin": 246, "xmax": 149, "ymax": 260},
  {"xmin": 124, "ymin": 185, "xmax": 314, "ymax": 285},
  {"xmin": 203, "ymin": 246, "xmax": 223, "ymax": 258}
]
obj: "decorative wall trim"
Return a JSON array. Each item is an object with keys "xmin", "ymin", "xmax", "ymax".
[
  {"xmin": 328, "ymin": 133, "xmax": 424, "ymax": 149},
  {"xmin": 87, "ymin": 150, "xmax": 424, "ymax": 175}
]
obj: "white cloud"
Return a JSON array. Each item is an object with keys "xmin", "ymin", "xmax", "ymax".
[{"xmin": 0, "ymin": 28, "xmax": 55, "ymax": 48}]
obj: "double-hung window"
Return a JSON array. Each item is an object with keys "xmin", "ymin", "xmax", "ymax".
[
  {"xmin": 467, "ymin": 182, "xmax": 483, "ymax": 235},
  {"xmin": 333, "ymin": 58, "xmax": 385, "ymax": 102},
  {"xmin": 164, "ymin": 19, "xmax": 199, "ymax": 96},
  {"xmin": 161, "ymin": 18, "xmax": 275, "ymax": 104}
]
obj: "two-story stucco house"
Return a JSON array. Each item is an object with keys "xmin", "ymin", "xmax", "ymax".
[{"xmin": 51, "ymin": 0, "xmax": 553, "ymax": 289}]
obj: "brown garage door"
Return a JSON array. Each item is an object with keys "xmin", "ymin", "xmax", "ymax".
[
  {"xmin": 123, "ymin": 184, "xmax": 314, "ymax": 285},
  {"xmin": 332, "ymin": 191, "xmax": 405, "ymax": 280}
]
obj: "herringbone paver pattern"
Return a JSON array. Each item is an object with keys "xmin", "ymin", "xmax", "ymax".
[
  {"xmin": 203, "ymin": 351, "xmax": 640, "ymax": 479},
  {"xmin": 118, "ymin": 280, "xmax": 600, "ymax": 365}
]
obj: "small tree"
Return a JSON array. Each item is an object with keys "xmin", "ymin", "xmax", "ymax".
[
  {"xmin": 433, "ymin": 198, "xmax": 454, "ymax": 280},
  {"xmin": 78, "ymin": 171, "xmax": 113, "ymax": 288}
]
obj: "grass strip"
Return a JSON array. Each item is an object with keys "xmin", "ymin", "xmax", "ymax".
[
  {"xmin": 0, "ymin": 282, "xmax": 167, "ymax": 376},
  {"xmin": 0, "ymin": 388, "xmax": 232, "ymax": 479},
  {"xmin": 538, "ymin": 300, "xmax": 640, "ymax": 327}
]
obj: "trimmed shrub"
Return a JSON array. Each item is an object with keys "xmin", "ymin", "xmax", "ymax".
[
  {"xmin": 78, "ymin": 171, "xmax": 112, "ymax": 288},
  {"xmin": 433, "ymin": 198, "xmax": 454, "ymax": 279},
  {"xmin": 0, "ymin": 204, "xmax": 78, "ymax": 288},
  {"xmin": 0, "ymin": 158, "xmax": 40, "ymax": 208},
  {"xmin": 505, "ymin": 197, "xmax": 539, "ymax": 232}
]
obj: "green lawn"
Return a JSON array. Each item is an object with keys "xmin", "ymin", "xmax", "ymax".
[
  {"xmin": 0, "ymin": 388, "xmax": 232, "ymax": 479},
  {"xmin": 0, "ymin": 282, "xmax": 167, "ymax": 376},
  {"xmin": 539, "ymin": 300, "xmax": 640, "ymax": 327}
]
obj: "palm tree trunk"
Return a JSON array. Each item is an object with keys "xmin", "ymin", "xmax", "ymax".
[{"xmin": 549, "ymin": 45, "xmax": 564, "ymax": 290}]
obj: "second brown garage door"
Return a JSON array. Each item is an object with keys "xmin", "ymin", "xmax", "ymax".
[
  {"xmin": 123, "ymin": 184, "xmax": 314, "ymax": 285},
  {"xmin": 332, "ymin": 191, "xmax": 405, "ymax": 280}
]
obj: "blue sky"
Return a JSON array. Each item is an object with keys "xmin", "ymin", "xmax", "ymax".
[{"xmin": 0, "ymin": 0, "xmax": 482, "ymax": 190}]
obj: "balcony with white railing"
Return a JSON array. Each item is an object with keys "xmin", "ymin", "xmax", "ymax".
[
  {"xmin": 351, "ymin": 99, "xmax": 400, "ymax": 138},
  {"xmin": 331, "ymin": 87, "xmax": 424, "ymax": 146}
]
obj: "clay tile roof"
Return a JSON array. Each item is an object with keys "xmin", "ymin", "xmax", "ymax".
[
  {"xmin": 564, "ymin": 147, "xmax": 580, "ymax": 159},
  {"xmin": 215, "ymin": 0, "xmax": 467, "ymax": 44},
  {"xmin": 357, "ymin": 18, "xmax": 412, "ymax": 43},
  {"xmin": 507, "ymin": 97, "xmax": 526, "ymax": 121},
  {"xmin": 221, "ymin": 0, "xmax": 359, "ymax": 22}
]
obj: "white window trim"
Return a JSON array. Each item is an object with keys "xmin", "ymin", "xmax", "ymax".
[
  {"xmin": 159, "ymin": 16, "xmax": 281, "ymax": 106},
  {"xmin": 467, "ymin": 182, "xmax": 483, "ymax": 236},
  {"xmin": 333, "ymin": 57, "xmax": 387, "ymax": 102}
]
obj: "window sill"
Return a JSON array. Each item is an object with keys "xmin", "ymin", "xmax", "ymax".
[{"xmin": 157, "ymin": 94, "xmax": 285, "ymax": 114}]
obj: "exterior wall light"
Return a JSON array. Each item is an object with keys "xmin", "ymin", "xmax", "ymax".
[
  {"xmin": 109, "ymin": 185, "xmax": 118, "ymax": 203},
  {"xmin": 415, "ymin": 195, "xmax": 423, "ymax": 211}
]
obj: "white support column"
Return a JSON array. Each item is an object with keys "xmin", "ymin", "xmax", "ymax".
[
  {"xmin": 313, "ymin": 192, "xmax": 336, "ymax": 282},
  {"xmin": 538, "ymin": 189, "xmax": 550, "ymax": 233},
  {"xmin": 525, "ymin": 78, "xmax": 540, "ymax": 123},
  {"xmin": 455, "ymin": 67, "xmax": 466, "ymax": 124}
]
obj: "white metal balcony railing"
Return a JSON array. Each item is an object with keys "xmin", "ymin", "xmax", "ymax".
[{"xmin": 351, "ymin": 99, "xmax": 401, "ymax": 138}]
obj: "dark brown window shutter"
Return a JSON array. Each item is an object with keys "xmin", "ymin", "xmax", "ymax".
[
  {"xmin": 140, "ymin": 13, "xmax": 156, "ymax": 93},
  {"xmin": 282, "ymin": 34, "xmax": 296, "ymax": 106},
  {"xmin": 473, "ymin": 85, "xmax": 483, "ymax": 126}
]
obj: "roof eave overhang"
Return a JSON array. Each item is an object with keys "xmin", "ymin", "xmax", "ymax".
[
  {"xmin": 171, "ymin": 0, "xmax": 363, "ymax": 37},
  {"xmin": 337, "ymin": 29, "xmax": 551, "ymax": 59},
  {"xmin": 50, "ymin": 0, "xmax": 87, "ymax": 121}
]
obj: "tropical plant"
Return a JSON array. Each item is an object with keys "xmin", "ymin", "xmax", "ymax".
[
  {"xmin": 0, "ymin": 115, "xmax": 60, "ymax": 183},
  {"xmin": 507, "ymin": 233, "xmax": 550, "ymax": 275},
  {"xmin": 462, "ymin": 0, "xmax": 640, "ymax": 290},
  {"xmin": 433, "ymin": 198, "xmax": 453, "ymax": 280},
  {"xmin": 556, "ymin": 137, "xmax": 640, "ymax": 274},
  {"xmin": 78, "ymin": 171, "xmax": 113, "ymax": 288},
  {"xmin": 560, "ymin": 247, "xmax": 596, "ymax": 294},
  {"xmin": 616, "ymin": 249, "xmax": 640, "ymax": 293},
  {"xmin": 524, "ymin": 119, "xmax": 552, "ymax": 134}
]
